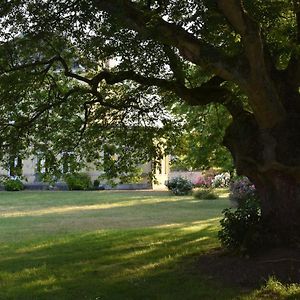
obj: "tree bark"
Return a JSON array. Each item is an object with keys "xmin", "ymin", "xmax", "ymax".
[{"xmin": 223, "ymin": 110, "xmax": 300, "ymax": 245}]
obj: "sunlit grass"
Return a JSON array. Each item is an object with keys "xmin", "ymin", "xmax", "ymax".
[
  {"xmin": 244, "ymin": 278, "xmax": 300, "ymax": 300},
  {"xmin": 0, "ymin": 190, "xmax": 299, "ymax": 299},
  {"xmin": 0, "ymin": 194, "xmax": 217, "ymax": 218},
  {"xmin": 0, "ymin": 190, "xmax": 228, "ymax": 243}
]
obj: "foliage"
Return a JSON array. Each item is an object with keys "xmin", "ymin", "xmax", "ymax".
[
  {"xmin": 165, "ymin": 177, "xmax": 193, "ymax": 195},
  {"xmin": 64, "ymin": 173, "xmax": 92, "ymax": 190},
  {"xmin": 170, "ymin": 104, "xmax": 234, "ymax": 171},
  {"xmin": 0, "ymin": 29, "xmax": 174, "ymax": 182},
  {"xmin": 211, "ymin": 172, "xmax": 231, "ymax": 188},
  {"xmin": 250, "ymin": 277, "xmax": 300, "ymax": 300},
  {"xmin": 99, "ymin": 143, "xmax": 145, "ymax": 185},
  {"xmin": 220, "ymin": 176, "xmax": 261, "ymax": 253},
  {"xmin": 3, "ymin": 178, "xmax": 24, "ymax": 191},
  {"xmin": 218, "ymin": 198, "xmax": 263, "ymax": 254},
  {"xmin": 229, "ymin": 177, "xmax": 257, "ymax": 206},
  {"xmin": 194, "ymin": 189, "xmax": 219, "ymax": 200}
]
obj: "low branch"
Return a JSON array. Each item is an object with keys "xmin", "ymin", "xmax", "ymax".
[
  {"xmin": 90, "ymin": 69, "xmax": 233, "ymax": 107},
  {"xmin": 0, "ymin": 46, "xmax": 244, "ymax": 119}
]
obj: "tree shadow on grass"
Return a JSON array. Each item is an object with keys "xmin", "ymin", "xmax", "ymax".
[
  {"xmin": 196, "ymin": 247, "xmax": 300, "ymax": 287},
  {"xmin": 0, "ymin": 221, "xmax": 241, "ymax": 300}
]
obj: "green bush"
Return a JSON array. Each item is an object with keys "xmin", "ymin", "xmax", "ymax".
[
  {"xmin": 194, "ymin": 189, "xmax": 219, "ymax": 200},
  {"xmin": 218, "ymin": 197, "xmax": 263, "ymax": 254},
  {"xmin": 64, "ymin": 173, "xmax": 92, "ymax": 190},
  {"xmin": 165, "ymin": 177, "xmax": 193, "ymax": 195},
  {"xmin": 4, "ymin": 178, "xmax": 24, "ymax": 191}
]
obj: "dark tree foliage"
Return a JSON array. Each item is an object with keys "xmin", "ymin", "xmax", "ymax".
[{"xmin": 1, "ymin": 0, "xmax": 300, "ymax": 245}]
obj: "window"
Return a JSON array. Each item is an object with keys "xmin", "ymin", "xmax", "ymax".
[
  {"xmin": 8, "ymin": 156, "xmax": 22, "ymax": 177},
  {"xmin": 61, "ymin": 152, "xmax": 75, "ymax": 174}
]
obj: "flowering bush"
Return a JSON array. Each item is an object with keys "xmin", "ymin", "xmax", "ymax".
[
  {"xmin": 193, "ymin": 175, "xmax": 213, "ymax": 188},
  {"xmin": 229, "ymin": 177, "xmax": 257, "ymax": 206},
  {"xmin": 165, "ymin": 177, "xmax": 193, "ymax": 195},
  {"xmin": 211, "ymin": 172, "xmax": 231, "ymax": 188}
]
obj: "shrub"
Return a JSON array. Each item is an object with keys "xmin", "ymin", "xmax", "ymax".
[
  {"xmin": 165, "ymin": 177, "xmax": 193, "ymax": 195},
  {"xmin": 4, "ymin": 178, "xmax": 24, "ymax": 191},
  {"xmin": 64, "ymin": 173, "xmax": 92, "ymax": 190},
  {"xmin": 194, "ymin": 189, "xmax": 219, "ymax": 200},
  {"xmin": 229, "ymin": 177, "xmax": 257, "ymax": 206},
  {"xmin": 211, "ymin": 172, "xmax": 231, "ymax": 188},
  {"xmin": 218, "ymin": 197, "xmax": 263, "ymax": 254}
]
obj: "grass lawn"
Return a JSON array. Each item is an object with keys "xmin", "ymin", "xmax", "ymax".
[{"xmin": 0, "ymin": 190, "xmax": 299, "ymax": 299}]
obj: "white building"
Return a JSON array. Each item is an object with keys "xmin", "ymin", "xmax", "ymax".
[{"xmin": 0, "ymin": 155, "xmax": 170, "ymax": 190}]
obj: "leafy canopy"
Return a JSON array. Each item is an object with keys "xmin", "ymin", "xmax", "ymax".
[{"xmin": 0, "ymin": 0, "xmax": 298, "ymax": 177}]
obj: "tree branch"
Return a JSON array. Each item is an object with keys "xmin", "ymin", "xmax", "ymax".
[
  {"xmin": 0, "ymin": 42, "xmax": 244, "ymax": 120},
  {"xmin": 1, "ymin": 55, "xmax": 92, "ymax": 86},
  {"xmin": 90, "ymin": 69, "xmax": 231, "ymax": 107},
  {"xmin": 163, "ymin": 45, "xmax": 185, "ymax": 84},
  {"xmin": 93, "ymin": 0, "xmax": 248, "ymax": 86},
  {"xmin": 217, "ymin": 0, "xmax": 266, "ymax": 76},
  {"xmin": 94, "ymin": 0, "xmax": 285, "ymax": 127},
  {"xmin": 217, "ymin": 0, "xmax": 286, "ymax": 127},
  {"xmin": 56, "ymin": 56, "xmax": 92, "ymax": 85}
]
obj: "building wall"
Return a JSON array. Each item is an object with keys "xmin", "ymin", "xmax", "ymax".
[
  {"xmin": 152, "ymin": 155, "xmax": 170, "ymax": 190},
  {"xmin": 0, "ymin": 155, "xmax": 170, "ymax": 190},
  {"xmin": 0, "ymin": 156, "xmax": 37, "ymax": 183},
  {"xmin": 168, "ymin": 171, "xmax": 202, "ymax": 185}
]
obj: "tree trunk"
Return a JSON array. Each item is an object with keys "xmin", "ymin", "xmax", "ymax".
[{"xmin": 223, "ymin": 112, "xmax": 300, "ymax": 245}]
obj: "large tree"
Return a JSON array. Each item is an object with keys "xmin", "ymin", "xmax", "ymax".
[{"xmin": 1, "ymin": 0, "xmax": 300, "ymax": 244}]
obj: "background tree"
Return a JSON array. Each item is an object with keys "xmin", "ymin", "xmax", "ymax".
[
  {"xmin": 1, "ymin": 0, "xmax": 300, "ymax": 245},
  {"xmin": 170, "ymin": 102, "xmax": 233, "ymax": 172}
]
